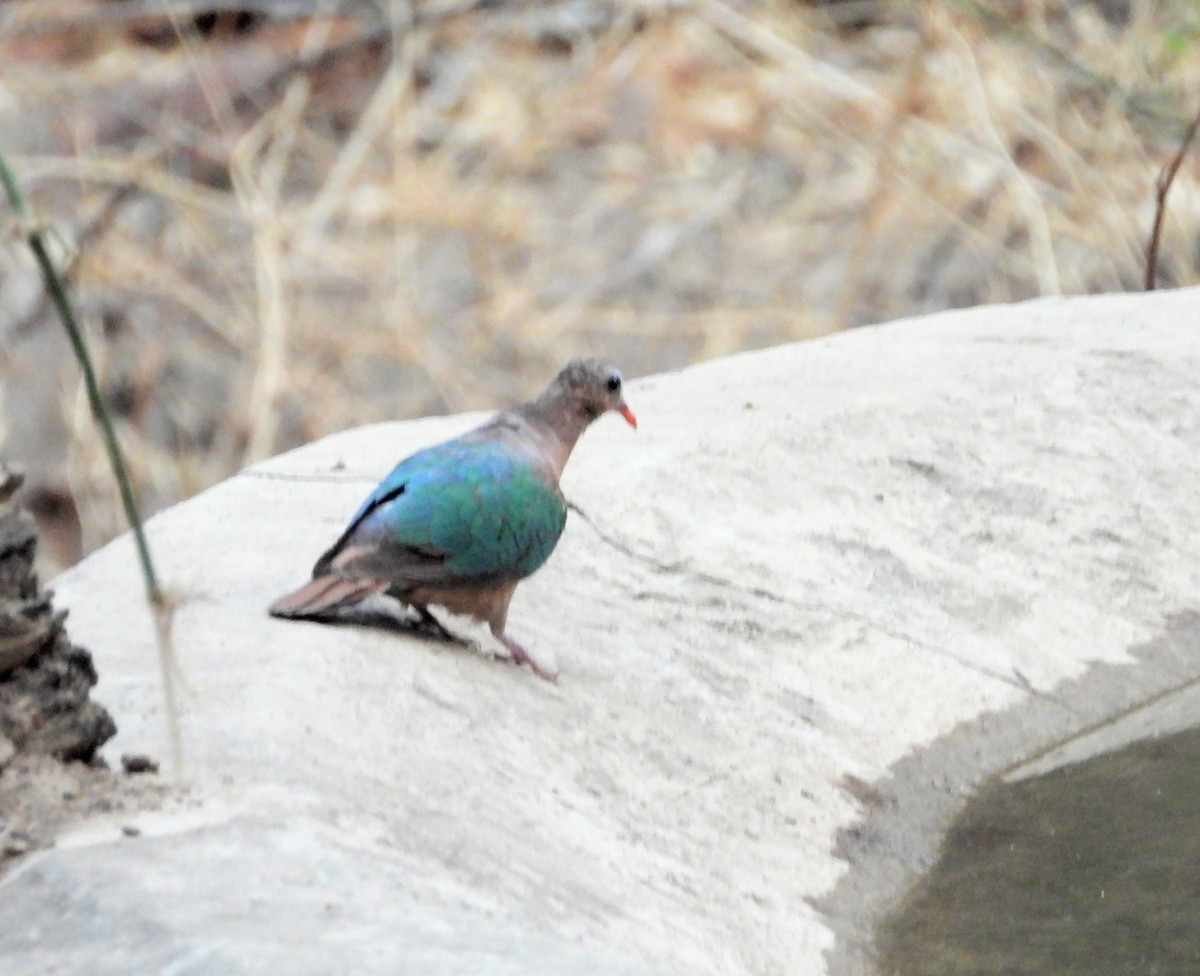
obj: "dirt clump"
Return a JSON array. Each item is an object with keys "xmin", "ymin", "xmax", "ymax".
[
  {"xmin": 0, "ymin": 464, "xmax": 115, "ymax": 764},
  {"xmin": 0, "ymin": 462, "xmax": 161, "ymax": 869}
]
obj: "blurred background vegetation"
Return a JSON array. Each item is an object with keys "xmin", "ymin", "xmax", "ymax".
[{"xmin": 1, "ymin": 0, "xmax": 1198, "ymax": 576}]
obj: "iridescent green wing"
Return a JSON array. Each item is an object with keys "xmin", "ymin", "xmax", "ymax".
[{"xmin": 325, "ymin": 439, "xmax": 567, "ymax": 586}]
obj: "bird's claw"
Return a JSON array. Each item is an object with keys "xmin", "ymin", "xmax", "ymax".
[
  {"xmin": 498, "ymin": 636, "xmax": 558, "ymax": 682},
  {"xmin": 519, "ymin": 657, "xmax": 559, "ymax": 683}
]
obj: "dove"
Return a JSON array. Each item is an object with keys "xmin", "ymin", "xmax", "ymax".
[{"xmin": 268, "ymin": 358, "xmax": 637, "ymax": 680}]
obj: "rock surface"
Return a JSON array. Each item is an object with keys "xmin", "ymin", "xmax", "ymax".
[{"xmin": 6, "ymin": 288, "xmax": 1200, "ymax": 974}]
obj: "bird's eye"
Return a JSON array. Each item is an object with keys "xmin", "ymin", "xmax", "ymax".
[{"xmin": 605, "ymin": 375, "xmax": 621, "ymax": 392}]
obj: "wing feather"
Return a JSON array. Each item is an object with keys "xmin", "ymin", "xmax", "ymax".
[{"xmin": 317, "ymin": 439, "xmax": 566, "ymax": 590}]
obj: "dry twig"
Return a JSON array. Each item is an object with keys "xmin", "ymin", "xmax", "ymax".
[{"xmin": 1145, "ymin": 101, "xmax": 1200, "ymax": 291}]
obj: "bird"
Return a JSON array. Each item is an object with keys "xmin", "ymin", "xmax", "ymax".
[{"xmin": 268, "ymin": 358, "xmax": 637, "ymax": 681}]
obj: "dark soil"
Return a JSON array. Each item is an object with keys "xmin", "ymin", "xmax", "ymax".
[
  {"xmin": 0, "ymin": 465, "xmax": 115, "ymax": 764},
  {"xmin": 0, "ymin": 463, "xmax": 161, "ymax": 869}
]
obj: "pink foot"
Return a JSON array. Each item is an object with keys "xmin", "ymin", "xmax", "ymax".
[{"xmin": 498, "ymin": 634, "xmax": 558, "ymax": 683}]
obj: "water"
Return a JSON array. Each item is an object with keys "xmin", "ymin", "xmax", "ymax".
[{"xmin": 878, "ymin": 725, "xmax": 1200, "ymax": 975}]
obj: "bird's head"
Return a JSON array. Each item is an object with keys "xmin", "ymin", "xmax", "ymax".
[{"xmin": 558, "ymin": 358, "xmax": 638, "ymax": 429}]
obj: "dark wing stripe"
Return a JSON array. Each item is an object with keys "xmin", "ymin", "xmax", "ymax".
[{"xmin": 313, "ymin": 482, "xmax": 408, "ymax": 576}]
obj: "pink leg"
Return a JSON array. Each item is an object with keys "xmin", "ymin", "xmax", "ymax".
[{"xmin": 495, "ymin": 632, "xmax": 558, "ymax": 683}]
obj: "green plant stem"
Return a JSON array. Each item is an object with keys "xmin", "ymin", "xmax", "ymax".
[{"xmin": 0, "ymin": 149, "xmax": 163, "ymax": 604}]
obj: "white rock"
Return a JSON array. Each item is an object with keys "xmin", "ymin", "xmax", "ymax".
[{"xmin": 6, "ymin": 288, "xmax": 1200, "ymax": 975}]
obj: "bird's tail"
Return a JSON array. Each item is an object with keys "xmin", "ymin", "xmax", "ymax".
[{"xmin": 268, "ymin": 575, "xmax": 388, "ymax": 619}]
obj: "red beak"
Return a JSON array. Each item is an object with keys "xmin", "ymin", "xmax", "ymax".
[{"xmin": 618, "ymin": 404, "xmax": 638, "ymax": 429}]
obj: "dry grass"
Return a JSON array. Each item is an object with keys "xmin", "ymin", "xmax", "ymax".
[{"xmin": 1, "ymin": 0, "xmax": 1199, "ymax": 573}]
